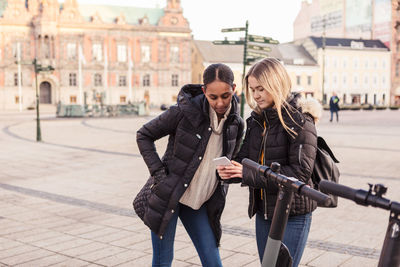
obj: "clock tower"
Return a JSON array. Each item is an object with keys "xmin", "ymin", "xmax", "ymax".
[{"xmin": 158, "ymin": 0, "xmax": 189, "ymax": 28}]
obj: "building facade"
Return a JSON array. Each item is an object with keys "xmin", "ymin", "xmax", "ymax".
[
  {"xmin": 0, "ymin": 0, "xmax": 191, "ymax": 110},
  {"xmin": 277, "ymin": 43, "xmax": 320, "ymax": 98},
  {"xmin": 301, "ymin": 37, "xmax": 391, "ymax": 105},
  {"xmin": 294, "ymin": 0, "xmax": 400, "ymax": 105}
]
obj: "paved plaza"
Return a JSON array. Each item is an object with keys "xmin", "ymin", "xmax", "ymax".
[{"xmin": 0, "ymin": 106, "xmax": 399, "ymax": 266}]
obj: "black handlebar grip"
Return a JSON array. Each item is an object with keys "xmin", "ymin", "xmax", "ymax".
[
  {"xmin": 319, "ymin": 181, "xmax": 357, "ymax": 201},
  {"xmin": 242, "ymin": 158, "xmax": 261, "ymax": 172},
  {"xmin": 300, "ymin": 185, "xmax": 332, "ymax": 207}
]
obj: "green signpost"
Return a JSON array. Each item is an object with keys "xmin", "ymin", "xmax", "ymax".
[
  {"xmin": 213, "ymin": 21, "xmax": 279, "ymax": 118},
  {"xmin": 15, "ymin": 59, "xmax": 54, "ymax": 142}
]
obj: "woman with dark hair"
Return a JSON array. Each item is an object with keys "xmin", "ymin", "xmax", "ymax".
[
  {"xmin": 136, "ymin": 63, "xmax": 244, "ymax": 266},
  {"xmin": 217, "ymin": 58, "xmax": 320, "ymax": 267}
]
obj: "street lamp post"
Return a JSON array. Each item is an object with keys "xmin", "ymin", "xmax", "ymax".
[
  {"xmin": 32, "ymin": 58, "xmax": 54, "ymax": 142},
  {"xmin": 34, "ymin": 59, "xmax": 41, "ymax": 142},
  {"xmin": 240, "ymin": 21, "xmax": 249, "ymax": 118}
]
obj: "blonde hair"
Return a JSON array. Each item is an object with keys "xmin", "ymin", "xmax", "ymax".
[{"xmin": 244, "ymin": 58, "xmax": 298, "ymax": 137}]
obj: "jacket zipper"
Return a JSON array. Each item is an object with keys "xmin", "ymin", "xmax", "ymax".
[
  {"xmin": 298, "ymin": 144, "xmax": 303, "ymax": 166},
  {"xmin": 250, "ymin": 118, "xmax": 264, "ymax": 216},
  {"xmin": 263, "ymin": 112, "xmax": 270, "ymax": 220}
]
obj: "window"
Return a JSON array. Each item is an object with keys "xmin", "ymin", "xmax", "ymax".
[
  {"xmin": 92, "ymin": 44, "xmax": 102, "ymax": 61},
  {"xmin": 342, "ymin": 58, "xmax": 347, "ymax": 68},
  {"xmin": 353, "ymin": 74, "xmax": 358, "ymax": 85},
  {"xmin": 364, "ymin": 75, "xmax": 369, "ymax": 85},
  {"xmin": 171, "ymin": 74, "xmax": 178, "ymax": 87},
  {"xmin": 67, "ymin": 43, "xmax": 77, "ymax": 60},
  {"xmin": 364, "ymin": 59, "xmax": 369, "ymax": 69},
  {"xmin": 94, "ymin": 73, "xmax": 102, "ymax": 86},
  {"xmin": 143, "ymin": 74, "xmax": 150, "ymax": 86},
  {"xmin": 307, "ymin": 76, "xmax": 311, "ymax": 85},
  {"xmin": 120, "ymin": 95, "xmax": 126, "ymax": 103},
  {"xmin": 353, "ymin": 58, "xmax": 358, "ymax": 69},
  {"xmin": 382, "ymin": 75, "xmax": 386, "ymax": 85},
  {"xmin": 383, "ymin": 59, "xmax": 386, "ymax": 69},
  {"xmin": 373, "ymin": 75, "xmax": 377, "ymax": 85},
  {"xmin": 141, "ymin": 45, "xmax": 150, "ymax": 63},
  {"xmin": 14, "ymin": 73, "xmax": 19, "ymax": 86},
  {"xmin": 296, "ymin": 75, "xmax": 301, "ymax": 85},
  {"xmin": 117, "ymin": 44, "xmax": 127, "ymax": 62},
  {"xmin": 70, "ymin": 95, "xmax": 77, "ymax": 103},
  {"xmin": 119, "ymin": 75, "xmax": 127, "ymax": 87},
  {"xmin": 12, "ymin": 43, "xmax": 19, "ymax": 59},
  {"xmin": 343, "ymin": 75, "xmax": 347, "ymax": 85},
  {"xmin": 69, "ymin": 73, "xmax": 77, "ymax": 86},
  {"xmin": 170, "ymin": 45, "xmax": 179, "ymax": 63},
  {"xmin": 333, "ymin": 74, "xmax": 337, "ymax": 85}
]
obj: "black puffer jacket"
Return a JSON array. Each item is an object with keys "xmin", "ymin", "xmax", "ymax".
[
  {"xmin": 136, "ymin": 84, "xmax": 244, "ymax": 245},
  {"xmin": 236, "ymin": 93, "xmax": 318, "ymax": 219}
]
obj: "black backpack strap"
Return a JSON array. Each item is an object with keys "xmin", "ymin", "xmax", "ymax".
[{"xmin": 317, "ymin": 136, "xmax": 339, "ymax": 163}]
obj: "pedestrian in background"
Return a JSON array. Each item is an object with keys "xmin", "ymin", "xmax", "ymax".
[
  {"xmin": 329, "ymin": 92, "xmax": 340, "ymax": 122},
  {"xmin": 135, "ymin": 63, "xmax": 244, "ymax": 267},
  {"xmin": 217, "ymin": 58, "xmax": 320, "ymax": 267}
]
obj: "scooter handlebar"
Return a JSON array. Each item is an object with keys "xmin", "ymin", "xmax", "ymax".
[
  {"xmin": 300, "ymin": 184, "xmax": 332, "ymax": 207},
  {"xmin": 319, "ymin": 180, "xmax": 357, "ymax": 201},
  {"xmin": 242, "ymin": 158, "xmax": 332, "ymax": 206}
]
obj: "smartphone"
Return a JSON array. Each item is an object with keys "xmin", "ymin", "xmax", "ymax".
[{"xmin": 213, "ymin": 156, "xmax": 233, "ymax": 166}]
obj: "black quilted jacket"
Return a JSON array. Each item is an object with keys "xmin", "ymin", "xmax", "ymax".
[
  {"xmin": 136, "ymin": 84, "xmax": 244, "ymax": 245},
  {"xmin": 236, "ymin": 93, "xmax": 318, "ymax": 219}
]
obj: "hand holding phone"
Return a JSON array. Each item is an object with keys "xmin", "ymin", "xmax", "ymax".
[{"xmin": 213, "ymin": 156, "xmax": 233, "ymax": 167}]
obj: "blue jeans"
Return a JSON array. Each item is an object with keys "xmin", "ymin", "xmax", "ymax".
[
  {"xmin": 151, "ymin": 203, "xmax": 222, "ymax": 267},
  {"xmin": 330, "ymin": 110, "xmax": 338, "ymax": 122},
  {"xmin": 255, "ymin": 212, "xmax": 312, "ymax": 267}
]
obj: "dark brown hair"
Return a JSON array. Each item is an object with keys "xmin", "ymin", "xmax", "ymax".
[{"xmin": 203, "ymin": 63, "xmax": 234, "ymax": 88}]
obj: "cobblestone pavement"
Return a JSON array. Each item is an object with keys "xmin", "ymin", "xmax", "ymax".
[{"xmin": 0, "ymin": 106, "xmax": 399, "ymax": 266}]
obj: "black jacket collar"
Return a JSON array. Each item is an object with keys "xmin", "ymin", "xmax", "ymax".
[{"xmin": 177, "ymin": 84, "xmax": 240, "ymax": 128}]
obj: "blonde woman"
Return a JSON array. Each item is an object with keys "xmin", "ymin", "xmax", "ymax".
[{"xmin": 217, "ymin": 58, "xmax": 320, "ymax": 266}]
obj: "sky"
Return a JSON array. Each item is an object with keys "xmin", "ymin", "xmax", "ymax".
[{"xmin": 59, "ymin": 0, "xmax": 305, "ymax": 44}]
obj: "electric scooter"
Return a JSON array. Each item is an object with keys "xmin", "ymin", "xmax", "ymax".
[
  {"xmin": 319, "ymin": 180, "xmax": 400, "ymax": 267},
  {"xmin": 242, "ymin": 159, "xmax": 332, "ymax": 267}
]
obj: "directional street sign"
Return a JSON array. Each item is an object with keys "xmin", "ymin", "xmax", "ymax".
[
  {"xmin": 249, "ymin": 35, "xmax": 279, "ymax": 44},
  {"xmin": 249, "ymin": 34, "xmax": 272, "ymax": 40},
  {"xmin": 245, "ymin": 57, "xmax": 258, "ymax": 65},
  {"xmin": 221, "ymin": 27, "xmax": 246, "ymax": 32},
  {"xmin": 213, "ymin": 20, "xmax": 279, "ymax": 117},
  {"xmin": 213, "ymin": 40, "xmax": 245, "ymax": 45},
  {"xmin": 247, "ymin": 51, "xmax": 268, "ymax": 58},
  {"xmin": 248, "ymin": 44, "xmax": 272, "ymax": 52}
]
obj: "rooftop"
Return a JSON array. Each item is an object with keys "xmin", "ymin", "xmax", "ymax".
[
  {"xmin": 77, "ymin": 5, "xmax": 164, "ymax": 25},
  {"xmin": 309, "ymin": 36, "xmax": 389, "ymax": 50}
]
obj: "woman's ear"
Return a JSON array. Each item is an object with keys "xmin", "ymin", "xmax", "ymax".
[
  {"xmin": 202, "ymin": 86, "xmax": 206, "ymax": 94},
  {"xmin": 231, "ymin": 84, "xmax": 236, "ymax": 92}
]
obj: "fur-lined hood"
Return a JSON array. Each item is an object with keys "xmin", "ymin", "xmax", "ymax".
[{"xmin": 297, "ymin": 96, "xmax": 323, "ymax": 123}]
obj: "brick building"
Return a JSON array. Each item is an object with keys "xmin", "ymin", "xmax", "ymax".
[{"xmin": 0, "ymin": 0, "xmax": 191, "ymax": 110}]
